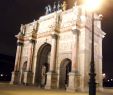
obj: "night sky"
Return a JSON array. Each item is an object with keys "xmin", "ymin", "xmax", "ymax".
[{"xmin": 0, "ymin": 0, "xmax": 113, "ymax": 79}]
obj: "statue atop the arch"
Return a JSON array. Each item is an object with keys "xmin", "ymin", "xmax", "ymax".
[
  {"xmin": 57, "ymin": 1, "xmax": 61, "ymax": 11},
  {"xmin": 45, "ymin": 1, "xmax": 63, "ymax": 15},
  {"xmin": 61, "ymin": 1, "xmax": 67, "ymax": 11},
  {"xmin": 45, "ymin": 6, "xmax": 49, "ymax": 15},
  {"xmin": 53, "ymin": 2, "xmax": 57, "ymax": 12},
  {"xmin": 45, "ymin": 5, "xmax": 52, "ymax": 14}
]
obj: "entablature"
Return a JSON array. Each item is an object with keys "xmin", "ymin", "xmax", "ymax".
[{"xmin": 16, "ymin": 4, "xmax": 105, "ymax": 42}]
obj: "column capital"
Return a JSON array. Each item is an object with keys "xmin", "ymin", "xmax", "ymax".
[
  {"xmin": 72, "ymin": 29, "xmax": 80, "ymax": 35},
  {"xmin": 17, "ymin": 42, "xmax": 23, "ymax": 46},
  {"xmin": 51, "ymin": 34, "xmax": 58, "ymax": 39},
  {"xmin": 29, "ymin": 39, "xmax": 36, "ymax": 44}
]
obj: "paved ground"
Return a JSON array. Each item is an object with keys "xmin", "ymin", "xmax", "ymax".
[{"xmin": 0, "ymin": 82, "xmax": 112, "ymax": 95}]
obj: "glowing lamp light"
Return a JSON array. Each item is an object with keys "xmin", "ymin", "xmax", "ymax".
[
  {"xmin": 0, "ymin": 74, "xmax": 3, "ymax": 77},
  {"xmin": 83, "ymin": 0, "xmax": 102, "ymax": 11},
  {"xmin": 102, "ymin": 73, "xmax": 106, "ymax": 79}
]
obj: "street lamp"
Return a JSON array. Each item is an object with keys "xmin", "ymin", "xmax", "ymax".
[{"xmin": 83, "ymin": 0, "xmax": 102, "ymax": 95}]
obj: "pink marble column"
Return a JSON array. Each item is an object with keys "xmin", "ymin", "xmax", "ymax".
[
  {"xmin": 67, "ymin": 29, "xmax": 80, "ymax": 92},
  {"xmin": 45, "ymin": 34, "xmax": 58, "ymax": 89},
  {"xmin": 49, "ymin": 34, "xmax": 58, "ymax": 72},
  {"xmin": 14, "ymin": 42, "xmax": 23, "ymax": 71},
  {"xmin": 26, "ymin": 40, "xmax": 34, "ymax": 71},
  {"xmin": 71, "ymin": 43, "xmax": 77, "ymax": 72},
  {"xmin": 71, "ymin": 29, "xmax": 79, "ymax": 72},
  {"xmin": 24, "ymin": 39, "xmax": 35, "ymax": 85},
  {"xmin": 10, "ymin": 41, "xmax": 23, "ymax": 84},
  {"xmin": 24, "ymin": 39, "xmax": 35, "ymax": 72}
]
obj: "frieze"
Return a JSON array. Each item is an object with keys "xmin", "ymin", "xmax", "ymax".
[
  {"xmin": 37, "ymin": 32, "xmax": 52, "ymax": 38},
  {"xmin": 38, "ymin": 18, "xmax": 56, "ymax": 33},
  {"xmin": 59, "ymin": 25, "xmax": 76, "ymax": 33}
]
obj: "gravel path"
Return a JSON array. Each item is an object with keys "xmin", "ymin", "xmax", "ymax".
[{"xmin": 0, "ymin": 82, "xmax": 112, "ymax": 95}]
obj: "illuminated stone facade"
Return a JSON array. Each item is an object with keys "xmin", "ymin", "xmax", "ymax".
[{"xmin": 11, "ymin": 3, "xmax": 105, "ymax": 92}]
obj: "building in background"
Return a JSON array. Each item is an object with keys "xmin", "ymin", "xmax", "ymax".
[{"xmin": 10, "ymin": 1, "xmax": 105, "ymax": 92}]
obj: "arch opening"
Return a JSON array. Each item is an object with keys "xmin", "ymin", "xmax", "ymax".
[
  {"xmin": 59, "ymin": 58, "xmax": 72, "ymax": 89},
  {"xmin": 35, "ymin": 43, "xmax": 51, "ymax": 87}
]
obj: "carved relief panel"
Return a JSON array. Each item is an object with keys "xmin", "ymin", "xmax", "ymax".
[
  {"xmin": 38, "ymin": 15, "xmax": 56, "ymax": 33},
  {"xmin": 58, "ymin": 32, "xmax": 73, "ymax": 53}
]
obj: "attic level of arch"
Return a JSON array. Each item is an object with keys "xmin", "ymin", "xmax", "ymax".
[{"xmin": 17, "ymin": 4, "xmax": 103, "ymax": 42}]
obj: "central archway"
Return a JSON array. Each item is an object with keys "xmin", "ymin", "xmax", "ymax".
[
  {"xmin": 35, "ymin": 43, "xmax": 51, "ymax": 87},
  {"xmin": 59, "ymin": 58, "xmax": 72, "ymax": 89}
]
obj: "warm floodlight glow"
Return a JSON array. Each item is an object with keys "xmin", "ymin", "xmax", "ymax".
[{"xmin": 83, "ymin": 0, "xmax": 102, "ymax": 11}]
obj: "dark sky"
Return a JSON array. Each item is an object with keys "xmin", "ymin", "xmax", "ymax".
[{"xmin": 0, "ymin": 0, "xmax": 113, "ymax": 79}]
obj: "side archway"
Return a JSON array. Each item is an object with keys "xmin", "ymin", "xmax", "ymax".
[
  {"xmin": 35, "ymin": 43, "xmax": 51, "ymax": 87},
  {"xmin": 59, "ymin": 58, "xmax": 72, "ymax": 89}
]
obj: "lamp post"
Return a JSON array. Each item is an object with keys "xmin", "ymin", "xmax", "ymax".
[
  {"xmin": 89, "ymin": 11, "xmax": 96, "ymax": 95},
  {"xmin": 83, "ymin": 0, "xmax": 102, "ymax": 95}
]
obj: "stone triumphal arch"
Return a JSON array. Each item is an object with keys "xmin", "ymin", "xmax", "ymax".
[{"xmin": 11, "ymin": 1, "xmax": 105, "ymax": 92}]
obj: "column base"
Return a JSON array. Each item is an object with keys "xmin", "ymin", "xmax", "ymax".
[
  {"xmin": 96, "ymin": 82, "xmax": 103, "ymax": 92},
  {"xmin": 66, "ymin": 72, "xmax": 80, "ymax": 92},
  {"xmin": 10, "ymin": 71, "xmax": 20, "ymax": 84},
  {"xmin": 24, "ymin": 71, "xmax": 33, "ymax": 85},
  {"xmin": 45, "ymin": 72, "xmax": 57, "ymax": 89}
]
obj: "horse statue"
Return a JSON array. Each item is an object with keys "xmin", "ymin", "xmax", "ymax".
[{"xmin": 45, "ymin": 6, "xmax": 49, "ymax": 15}]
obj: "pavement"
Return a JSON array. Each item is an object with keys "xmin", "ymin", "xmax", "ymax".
[
  {"xmin": 0, "ymin": 82, "xmax": 112, "ymax": 95},
  {"xmin": 102, "ymin": 87, "xmax": 113, "ymax": 94}
]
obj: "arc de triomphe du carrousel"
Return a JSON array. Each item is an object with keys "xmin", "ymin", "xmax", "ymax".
[{"xmin": 11, "ymin": 0, "xmax": 105, "ymax": 92}]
